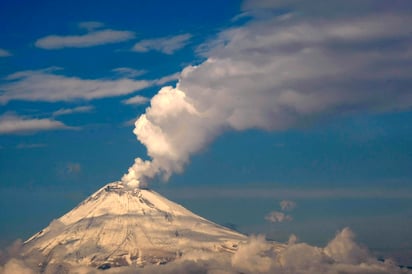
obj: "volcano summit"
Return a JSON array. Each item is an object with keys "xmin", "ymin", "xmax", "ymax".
[{"xmin": 22, "ymin": 182, "xmax": 247, "ymax": 271}]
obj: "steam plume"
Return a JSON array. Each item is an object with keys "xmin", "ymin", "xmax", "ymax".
[{"xmin": 122, "ymin": 12, "xmax": 412, "ymax": 187}]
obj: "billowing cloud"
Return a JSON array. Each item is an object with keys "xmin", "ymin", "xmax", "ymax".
[
  {"xmin": 0, "ymin": 68, "xmax": 150, "ymax": 104},
  {"xmin": 0, "ymin": 228, "xmax": 404, "ymax": 273},
  {"xmin": 122, "ymin": 8, "xmax": 412, "ymax": 187},
  {"xmin": 52, "ymin": 106, "xmax": 94, "ymax": 116},
  {"xmin": 265, "ymin": 211, "xmax": 292, "ymax": 223},
  {"xmin": 0, "ymin": 49, "xmax": 11, "ymax": 57},
  {"xmin": 132, "ymin": 34, "xmax": 192, "ymax": 54},
  {"xmin": 280, "ymin": 200, "xmax": 297, "ymax": 211},
  {"xmin": 122, "ymin": 95, "xmax": 149, "ymax": 105},
  {"xmin": 35, "ymin": 25, "xmax": 135, "ymax": 49},
  {"xmin": 0, "ymin": 113, "xmax": 73, "ymax": 135}
]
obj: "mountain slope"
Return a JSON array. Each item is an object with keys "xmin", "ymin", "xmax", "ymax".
[{"xmin": 22, "ymin": 182, "xmax": 247, "ymax": 269}]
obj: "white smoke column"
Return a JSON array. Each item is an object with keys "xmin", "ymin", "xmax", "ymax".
[
  {"xmin": 122, "ymin": 84, "xmax": 224, "ymax": 187},
  {"xmin": 122, "ymin": 13, "xmax": 412, "ymax": 187}
]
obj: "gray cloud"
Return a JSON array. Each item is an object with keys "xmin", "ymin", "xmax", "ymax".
[
  {"xmin": 35, "ymin": 27, "xmax": 135, "ymax": 49},
  {"xmin": 0, "ymin": 49, "xmax": 11, "ymax": 57},
  {"xmin": 0, "ymin": 113, "xmax": 74, "ymax": 135},
  {"xmin": 132, "ymin": 34, "xmax": 192, "ymax": 54},
  {"xmin": 242, "ymin": 0, "xmax": 412, "ymax": 18},
  {"xmin": 0, "ymin": 68, "xmax": 150, "ymax": 104}
]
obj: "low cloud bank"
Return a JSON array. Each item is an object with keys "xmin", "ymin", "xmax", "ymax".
[{"xmin": 1, "ymin": 228, "xmax": 408, "ymax": 274}]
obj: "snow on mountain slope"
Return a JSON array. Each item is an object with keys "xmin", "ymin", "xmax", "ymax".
[{"xmin": 22, "ymin": 182, "xmax": 247, "ymax": 269}]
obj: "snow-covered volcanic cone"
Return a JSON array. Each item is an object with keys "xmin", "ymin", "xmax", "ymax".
[{"xmin": 22, "ymin": 182, "xmax": 246, "ymax": 270}]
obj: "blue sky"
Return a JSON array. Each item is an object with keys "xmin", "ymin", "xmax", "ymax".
[{"xmin": 1, "ymin": 0, "xmax": 412, "ymax": 265}]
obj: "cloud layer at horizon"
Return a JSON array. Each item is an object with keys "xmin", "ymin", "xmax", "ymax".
[{"xmin": 0, "ymin": 228, "xmax": 405, "ymax": 274}]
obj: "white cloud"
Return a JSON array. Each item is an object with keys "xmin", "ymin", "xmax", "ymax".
[
  {"xmin": 0, "ymin": 48, "xmax": 12, "ymax": 57},
  {"xmin": 0, "ymin": 68, "xmax": 150, "ymax": 104},
  {"xmin": 122, "ymin": 9, "xmax": 412, "ymax": 187},
  {"xmin": 231, "ymin": 235, "xmax": 273, "ymax": 273},
  {"xmin": 280, "ymin": 200, "xmax": 297, "ymax": 211},
  {"xmin": 52, "ymin": 106, "xmax": 94, "ymax": 116},
  {"xmin": 132, "ymin": 33, "xmax": 192, "ymax": 54},
  {"xmin": 0, "ymin": 113, "xmax": 73, "ymax": 135},
  {"xmin": 265, "ymin": 211, "xmax": 293, "ymax": 223},
  {"xmin": 112, "ymin": 67, "xmax": 146, "ymax": 78},
  {"xmin": 35, "ymin": 29, "xmax": 135, "ymax": 49},
  {"xmin": 122, "ymin": 95, "xmax": 149, "ymax": 105}
]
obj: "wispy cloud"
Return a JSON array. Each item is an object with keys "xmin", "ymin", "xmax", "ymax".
[
  {"xmin": 122, "ymin": 95, "xmax": 149, "ymax": 105},
  {"xmin": 112, "ymin": 67, "xmax": 146, "ymax": 78},
  {"xmin": 65, "ymin": 162, "xmax": 81, "ymax": 174},
  {"xmin": 154, "ymin": 72, "xmax": 180, "ymax": 85},
  {"xmin": 132, "ymin": 33, "xmax": 192, "ymax": 54},
  {"xmin": 35, "ymin": 24, "xmax": 135, "ymax": 49},
  {"xmin": 0, "ymin": 48, "xmax": 12, "ymax": 57},
  {"xmin": 161, "ymin": 186, "xmax": 412, "ymax": 200},
  {"xmin": 0, "ymin": 113, "xmax": 74, "ymax": 135},
  {"xmin": 0, "ymin": 68, "xmax": 150, "ymax": 104},
  {"xmin": 77, "ymin": 21, "xmax": 104, "ymax": 31},
  {"xmin": 52, "ymin": 106, "xmax": 94, "ymax": 116},
  {"xmin": 16, "ymin": 143, "xmax": 47, "ymax": 149}
]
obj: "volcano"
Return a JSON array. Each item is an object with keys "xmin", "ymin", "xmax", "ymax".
[{"xmin": 21, "ymin": 182, "xmax": 247, "ymax": 271}]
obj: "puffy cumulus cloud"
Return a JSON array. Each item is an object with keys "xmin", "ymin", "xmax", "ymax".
[
  {"xmin": 0, "ymin": 113, "xmax": 73, "ymax": 135},
  {"xmin": 324, "ymin": 227, "xmax": 370, "ymax": 264},
  {"xmin": 0, "ymin": 49, "xmax": 11, "ymax": 57},
  {"xmin": 265, "ymin": 211, "xmax": 292, "ymax": 223},
  {"xmin": 132, "ymin": 34, "xmax": 192, "ymax": 54},
  {"xmin": 121, "ymin": 6, "xmax": 412, "ymax": 187},
  {"xmin": 0, "ymin": 229, "xmax": 407, "ymax": 274},
  {"xmin": 231, "ymin": 235, "xmax": 274, "ymax": 273},
  {"xmin": 0, "ymin": 68, "xmax": 150, "ymax": 104},
  {"xmin": 35, "ymin": 22, "xmax": 135, "ymax": 49},
  {"xmin": 280, "ymin": 200, "xmax": 297, "ymax": 211}
]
